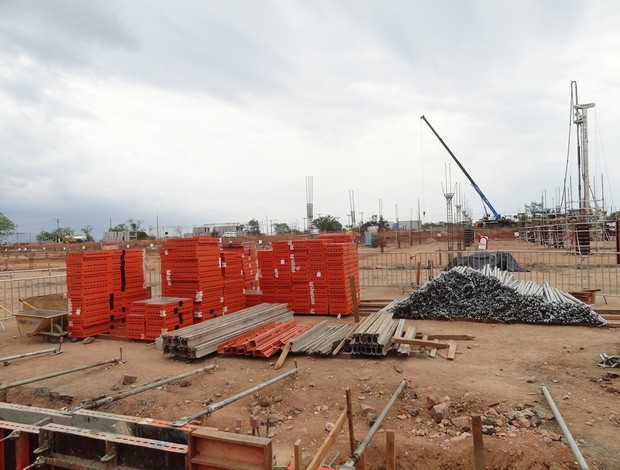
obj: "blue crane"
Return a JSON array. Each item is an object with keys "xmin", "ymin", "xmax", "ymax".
[{"xmin": 420, "ymin": 115, "xmax": 502, "ymax": 221}]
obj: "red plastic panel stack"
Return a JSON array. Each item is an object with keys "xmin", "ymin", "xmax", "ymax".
[
  {"xmin": 256, "ymin": 250, "xmax": 276, "ymax": 303},
  {"xmin": 241, "ymin": 242, "xmax": 260, "ymax": 291},
  {"xmin": 160, "ymin": 237, "xmax": 223, "ymax": 322},
  {"xmin": 324, "ymin": 241, "xmax": 360, "ymax": 314},
  {"xmin": 221, "ymin": 247, "xmax": 246, "ymax": 314},
  {"xmin": 66, "ymin": 249, "xmax": 149, "ymax": 339},
  {"xmin": 256, "ymin": 238, "xmax": 360, "ymax": 315},
  {"xmin": 128, "ymin": 297, "xmax": 193, "ymax": 341}
]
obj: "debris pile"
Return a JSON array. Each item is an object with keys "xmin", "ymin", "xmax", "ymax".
[
  {"xmin": 391, "ymin": 266, "xmax": 607, "ymax": 326},
  {"xmin": 599, "ymin": 354, "xmax": 620, "ymax": 368}
]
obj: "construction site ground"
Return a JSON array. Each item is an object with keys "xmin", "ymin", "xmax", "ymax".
[{"xmin": 1, "ymin": 240, "xmax": 620, "ymax": 469}]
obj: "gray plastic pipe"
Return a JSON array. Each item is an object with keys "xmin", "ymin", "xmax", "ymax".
[
  {"xmin": 172, "ymin": 367, "xmax": 299, "ymax": 426},
  {"xmin": 541, "ymin": 385, "xmax": 589, "ymax": 470}
]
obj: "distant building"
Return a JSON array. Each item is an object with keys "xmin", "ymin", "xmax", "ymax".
[
  {"xmin": 192, "ymin": 224, "xmax": 247, "ymax": 237},
  {"xmin": 102, "ymin": 231, "xmax": 139, "ymax": 242}
]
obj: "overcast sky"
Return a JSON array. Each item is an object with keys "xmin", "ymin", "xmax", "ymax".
[{"xmin": 1, "ymin": 1, "xmax": 619, "ymax": 240}]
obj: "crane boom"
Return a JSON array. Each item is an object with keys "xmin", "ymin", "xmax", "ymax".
[{"xmin": 420, "ymin": 115, "xmax": 501, "ymax": 220}]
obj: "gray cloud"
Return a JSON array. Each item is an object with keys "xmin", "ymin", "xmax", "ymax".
[{"xmin": 1, "ymin": 0, "xmax": 619, "ymax": 240}]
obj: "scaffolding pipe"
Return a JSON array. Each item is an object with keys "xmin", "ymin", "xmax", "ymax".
[
  {"xmin": 73, "ymin": 364, "xmax": 217, "ymax": 411},
  {"xmin": 172, "ymin": 367, "xmax": 299, "ymax": 426},
  {"xmin": 340, "ymin": 379, "xmax": 407, "ymax": 469},
  {"xmin": 1, "ymin": 345, "xmax": 60, "ymax": 363},
  {"xmin": 541, "ymin": 385, "xmax": 589, "ymax": 470},
  {"xmin": 0, "ymin": 356, "xmax": 121, "ymax": 392}
]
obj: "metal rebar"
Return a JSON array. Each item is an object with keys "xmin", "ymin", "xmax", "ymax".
[
  {"xmin": 72, "ymin": 363, "xmax": 217, "ymax": 411},
  {"xmin": 172, "ymin": 367, "xmax": 299, "ymax": 427},
  {"xmin": 541, "ymin": 385, "xmax": 589, "ymax": 470},
  {"xmin": 340, "ymin": 379, "xmax": 407, "ymax": 469}
]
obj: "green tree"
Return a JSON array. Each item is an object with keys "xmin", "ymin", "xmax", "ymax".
[
  {"xmin": 127, "ymin": 219, "xmax": 144, "ymax": 231},
  {"xmin": 37, "ymin": 227, "xmax": 74, "ymax": 243},
  {"xmin": 312, "ymin": 215, "xmax": 343, "ymax": 232},
  {"xmin": 247, "ymin": 219, "xmax": 261, "ymax": 235},
  {"xmin": 81, "ymin": 225, "xmax": 95, "ymax": 242},
  {"xmin": 525, "ymin": 202, "xmax": 544, "ymax": 218},
  {"xmin": 273, "ymin": 223, "xmax": 292, "ymax": 235},
  {"xmin": 110, "ymin": 223, "xmax": 128, "ymax": 232},
  {"xmin": 0, "ymin": 212, "xmax": 16, "ymax": 243}
]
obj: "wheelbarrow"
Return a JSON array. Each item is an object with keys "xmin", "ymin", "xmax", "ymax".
[{"xmin": 13, "ymin": 299, "xmax": 68, "ymax": 343}]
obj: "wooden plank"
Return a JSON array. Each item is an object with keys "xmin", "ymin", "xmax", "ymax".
[
  {"xmin": 346, "ymin": 388, "xmax": 356, "ymax": 453},
  {"xmin": 191, "ymin": 428, "xmax": 272, "ymax": 470},
  {"xmin": 601, "ymin": 314, "xmax": 620, "ymax": 320},
  {"xmin": 397, "ymin": 326, "xmax": 416, "ymax": 356},
  {"xmin": 306, "ymin": 409, "xmax": 349, "ymax": 470},
  {"xmin": 349, "ymin": 276, "xmax": 360, "ymax": 323},
  {"xmin": 332, "ymin": 336, "xmax": 350, "ymax": 356},
  {"xmin": 274, "ymin": 342, "xmax": 291, "ymax": 370},
  {"xmin": 447, "ymin": 341, "xmax": 457, "ymax": 361},
  {"xmin": 357, "ymin": 452, "xmax": 366, "ymax": 470},
  {"xmin": 416, "ymin": 334, "xmax": 476, "ymax": 341},
  {"xmin": 294, "ymin": 439, "xmax": 303, "ymax": 470},
  {"xmin": 429, "ymin": 339, "xmax": 439, "ymax": 358},
  {"xmin": 391, "ymin": 337, "xmax": 450, "ymax": 349},
  {"xmin": 386, "ymin": 430, "xmax": 395, "ymax": 470},
  {"xmin": 606, "ymin": 321, "xmax": 620, "ymax": 328},
  {"xmin": 471, "ymin": 415, "xmax": 485, "ymax": 470}
]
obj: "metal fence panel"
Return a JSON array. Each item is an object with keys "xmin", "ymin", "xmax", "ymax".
[
  {"xmin": 0, "ymin": 273, "xmax": 67, "ymax": 316},
  {"xmin": 3, "ymin": 251, "xmax": 619, "ymax": 318},
  {"xmin": 358, "ymin": 252, "xmax": 415, "ymax": 287}
]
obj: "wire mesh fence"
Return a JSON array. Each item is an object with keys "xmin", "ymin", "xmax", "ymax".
[
  {"xmin": 367, "ymin": 249, "xmax": 620, "ymax": 295},
  {"xmin": 2, "ymin": 250, "xmax": 619, "ymax": 318},
  {"xmin": 0, "ymin": 269, "xmax": 67, "ymax": 316}
]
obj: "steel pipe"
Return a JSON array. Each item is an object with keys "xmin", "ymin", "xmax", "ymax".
[
  {"xmin": 73, "ymin": 363, "xmax": 216, "ymax": 411},
  {"xmin": 340, "ymin": 379, "xmax": 407, "ymax": 469},
  {"xmin": 1, "ymin": 346, "xmax": 60, "ymax": 363},
  {"xmin": 172, "ymin": 367, "xmax": 299, "ymax": 426},
  {"xmin": 0, "ymin": 355, "xmax": 121, "ymax": 392},
  {"xmin": 541, "ymin": 385, "xmax": 589, "ymax": 470}
]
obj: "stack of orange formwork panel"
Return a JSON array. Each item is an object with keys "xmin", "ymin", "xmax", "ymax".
[
  {"xmin": 324, "ymin": 238, "xmax": 360, "ymax": 314},
  {"xmin": 66, "ymin": 249, "xmax": 149, "ymax": 339},
  {"xmin": 255, "ymin": 250, "xmax": 276, "ymax": 304},
  {"xmin": 221, "ymin": 247, "xmax": 246, "ymax": 315},
  {"xmin": 254, "ymin": 236, "xmax": 360, "ymax": 315},
  {"xmin": 160, "ymin": 237, "xmax": 223, "ymax": 323},
  {"xmin": 272, "ymin": 241, "xmax": 293, "ymax": 307},
  {"xmin": 243, "ymin": 242, "xmax": 262, "ymax": 308},
  {"xmin": 111, "ymin": 249, "xmax": 150, "ymax": 337},
  {"xmin": 241, "ymin": 242, "xmax": 260, "ymax": 291},
  {"xmin": 289, "ymin": 240, "xmax": 329, "ymax": 314},
  {"xmin": 127, "ymin": 297, "xmax": 193, "ymax": 341}
]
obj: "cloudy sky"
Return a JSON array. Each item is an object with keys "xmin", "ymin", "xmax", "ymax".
[{"xmin": 1, "ymin": 1, "xmax": 619, "ymax": 240}]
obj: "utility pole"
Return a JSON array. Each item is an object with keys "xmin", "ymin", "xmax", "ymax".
[{"xmin": 54, "ymin": 218, "xmax": 60, "ymax": 243}]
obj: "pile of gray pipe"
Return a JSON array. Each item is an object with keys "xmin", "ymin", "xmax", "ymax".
[{"xmin": 391, "ymin": 266, "xmax": 608, "ymax": 326}]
